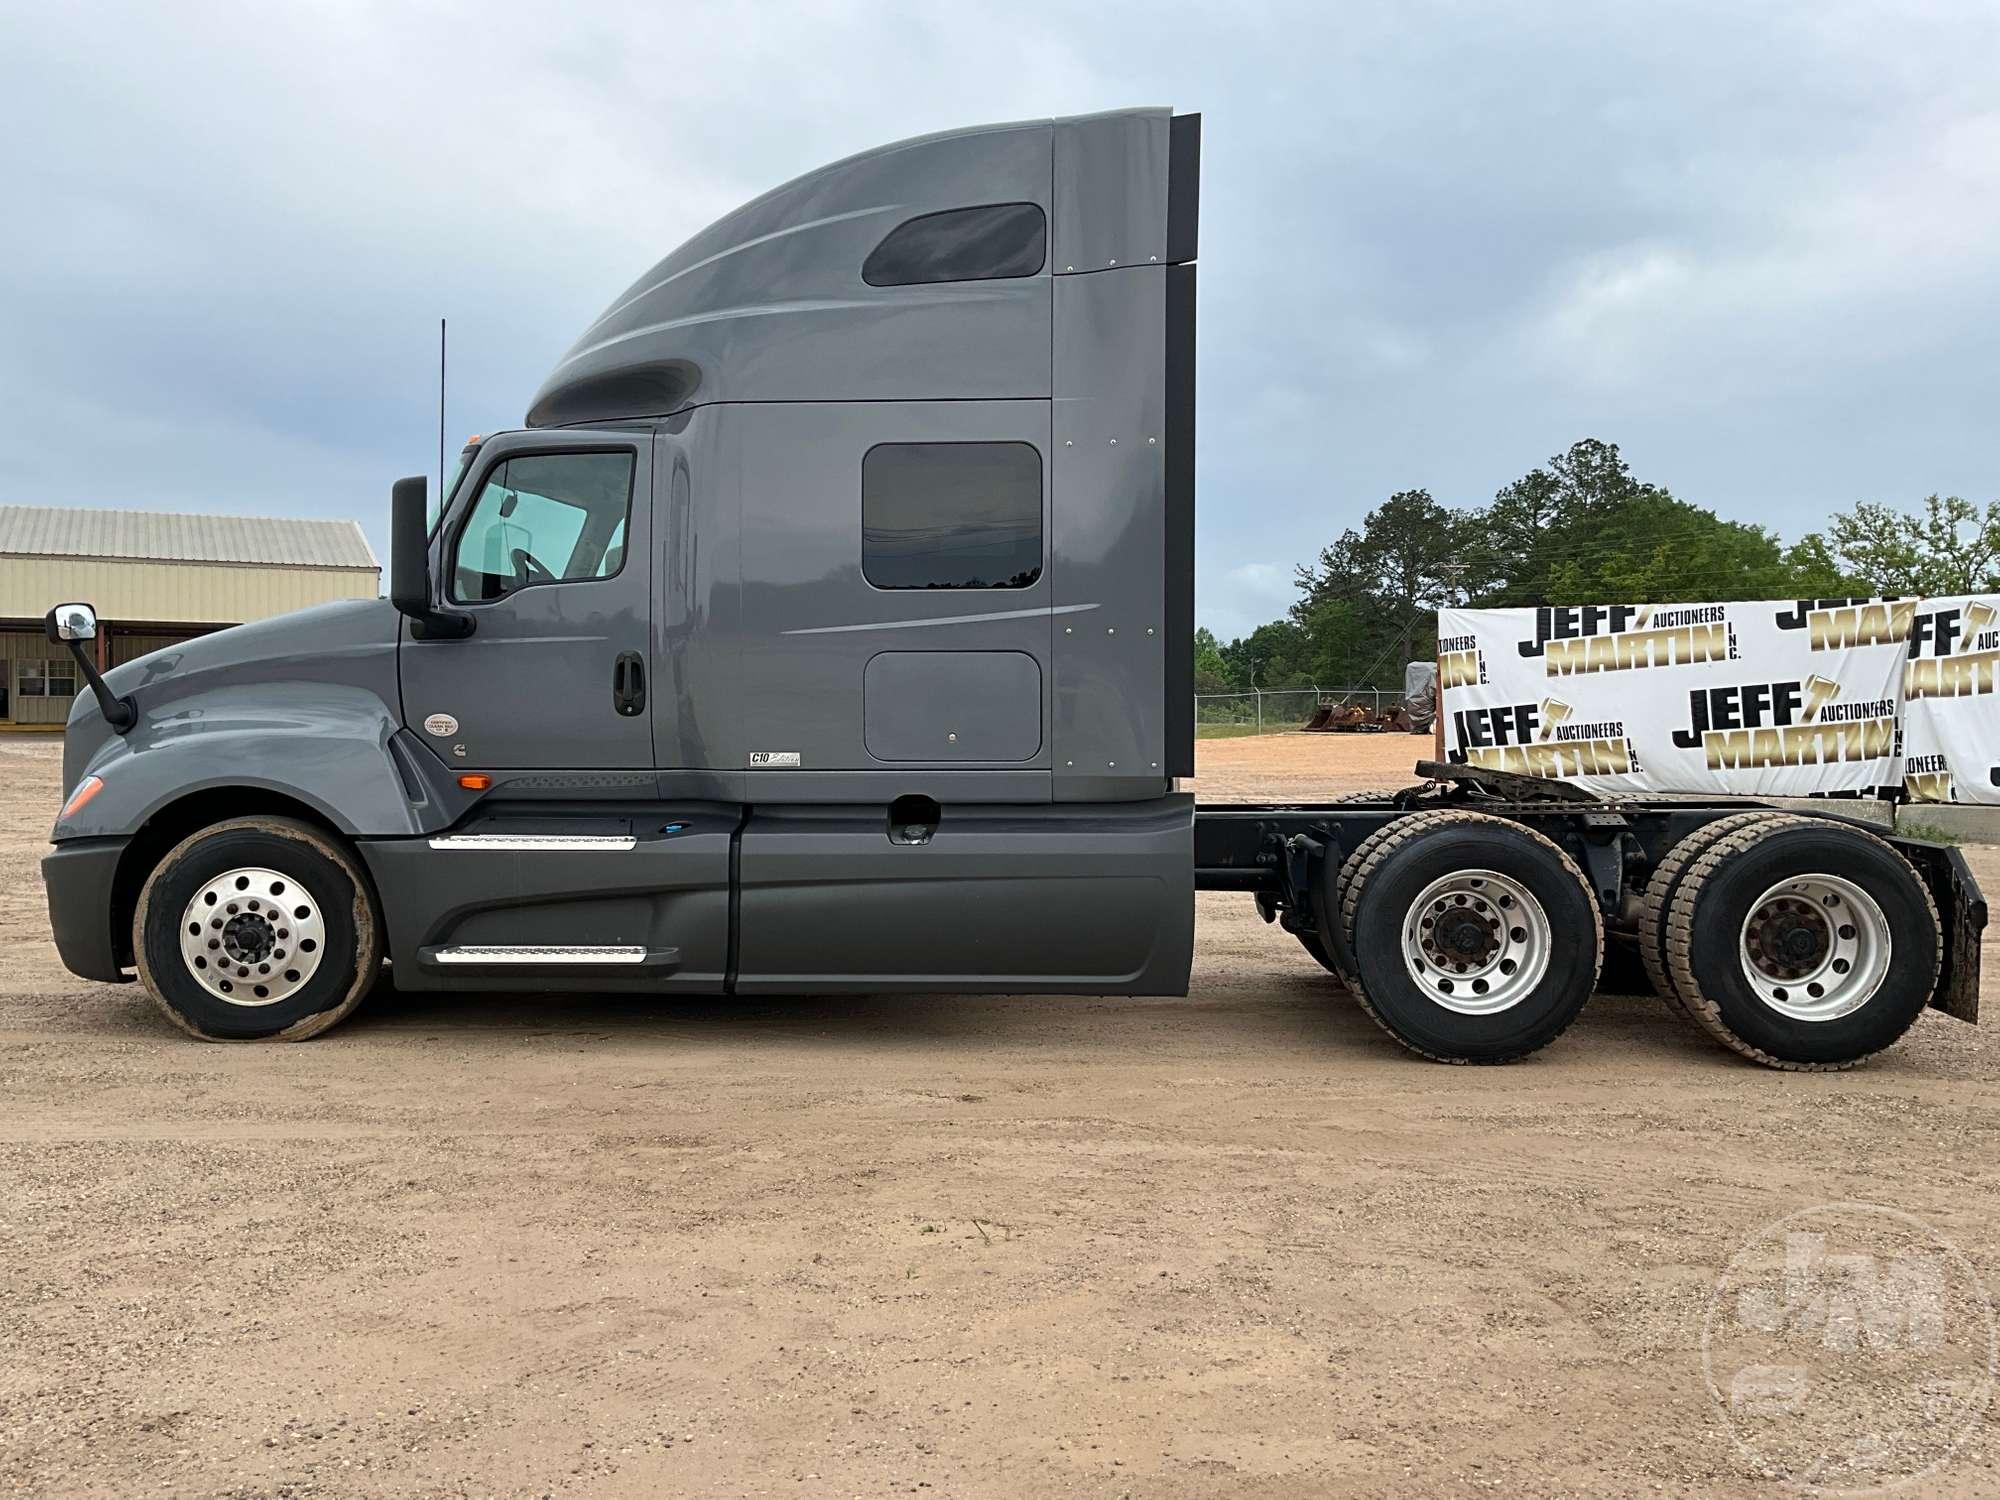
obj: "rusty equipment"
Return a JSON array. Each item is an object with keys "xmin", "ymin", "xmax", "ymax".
[{"xmin": 1303, "ymin": 700, "xmax": 1411, "ymax": 733}]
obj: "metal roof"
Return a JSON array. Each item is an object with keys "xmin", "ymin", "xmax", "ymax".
[{"xmin": 0, "ymin": 505, "xmax": 379, "ymax": 571}]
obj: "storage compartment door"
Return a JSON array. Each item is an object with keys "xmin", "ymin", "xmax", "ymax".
[
  {"xmin": 864, "ymin": 651, "xmax": 1041, "ymax": 762},
  {"xmin": 734, "ymin": 796, "xmax": 1194, "ymax": 995}
]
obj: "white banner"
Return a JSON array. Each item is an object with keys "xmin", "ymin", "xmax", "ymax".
[
  {"xmin": 1901, "ymin": 594, "xmax": 2000, "ymax": 804},
  {"xmin": 1439, "ymin": 599, "xmax": 1912, "ymax": 798}
]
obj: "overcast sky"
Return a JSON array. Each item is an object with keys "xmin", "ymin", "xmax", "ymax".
[{"xmin": 3, "ymin": 1, "xmax": 1995, "ymax": 640}]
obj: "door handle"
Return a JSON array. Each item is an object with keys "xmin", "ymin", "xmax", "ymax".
[{"xmin": 613, "ymin": 652, "xmax": 646, "ymax": 716}]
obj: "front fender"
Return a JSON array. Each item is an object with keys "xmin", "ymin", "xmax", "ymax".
[{"xmin": 53, "ymin": 682, "xmax": 466, "ymax": 841}]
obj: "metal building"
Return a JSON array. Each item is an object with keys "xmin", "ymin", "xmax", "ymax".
[{"xmin": 0, "ymin": 505, "xmax": 379, "ymax": 726}]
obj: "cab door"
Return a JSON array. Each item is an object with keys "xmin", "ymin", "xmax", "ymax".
[{"xmin": 400, "ymin": 429, "xmax": 654, "ymax": 770}]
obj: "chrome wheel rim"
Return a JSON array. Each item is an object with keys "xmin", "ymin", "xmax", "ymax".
[
  {"xmin": 178, "ymin": 866, "xmax": 327, "ymax": 1006},
  {"xmin": 1400, "ymin": 868, "xmax": 1551, "ymax": 1015},
  {"xmin": 1737, "ymin": 874, "xmax": 1890, "ymax": 1022}
]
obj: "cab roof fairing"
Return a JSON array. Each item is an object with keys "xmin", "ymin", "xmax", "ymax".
[{"xmin": 525, "ymin": 107, "xmax": 1196, "ymax": 428}]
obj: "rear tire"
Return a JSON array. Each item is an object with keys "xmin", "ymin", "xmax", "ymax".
[
  {"xmin": 133, "ymin": 816, "xmax": 382, "ymax": 1041},
  {"xmin": 1663, "ymin": 821, "xmax": 1939, "ymax": 1070},
  {"xmin": 1336, "ymin": 810, "xmax": 1602, "ymax": 1063},
  {"xmin": 1639, "ymin": 812, "xmax": 1803, "ymax": 1015}
]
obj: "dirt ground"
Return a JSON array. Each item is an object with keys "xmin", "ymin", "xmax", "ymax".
[{"xmin": 4, "ymin": 730, "xmax": 1999, "ymax": 1497}]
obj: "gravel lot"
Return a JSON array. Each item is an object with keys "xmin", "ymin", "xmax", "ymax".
[{"xmin": 4, "ymin": 730, "xmax": 1998, "ymax": 1497}]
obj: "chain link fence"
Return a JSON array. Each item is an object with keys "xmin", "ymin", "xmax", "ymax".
[{"xmin": 1194, "ymin": 687, "xmax": 1393, "ymax": 736}]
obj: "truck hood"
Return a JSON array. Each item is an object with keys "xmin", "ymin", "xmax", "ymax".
[{"xmin": 62, "ymin": 598, "xmax": 404, "ymax": 798}]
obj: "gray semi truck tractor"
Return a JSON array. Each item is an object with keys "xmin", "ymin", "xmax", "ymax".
[{"xmin": 37, "ymin": 108, "xmax": 1987, "ymax": 1067}]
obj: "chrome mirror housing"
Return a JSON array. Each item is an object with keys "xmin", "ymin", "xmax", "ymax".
[{"xmin": 46, "ymin": 602, "xmax": 99, "ymax": 643}]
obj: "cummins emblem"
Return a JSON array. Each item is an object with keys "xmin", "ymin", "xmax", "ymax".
[{"xmin": 424, "ymin": 713, "xmax": 459, "ymax": 737}]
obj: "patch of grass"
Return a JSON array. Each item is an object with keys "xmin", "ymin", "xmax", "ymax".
[
  {"xmin": 1194, "ymin": 722, "xmax": 1273, "ymax": 739},
  {"xmin": 1897, "ymin": 819, "xmax": 1962, "ymax": 845}
]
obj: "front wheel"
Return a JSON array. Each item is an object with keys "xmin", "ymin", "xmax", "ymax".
[{"xmin": 133, "ymin": 816, "xmax": 382, "ymax": 1041}]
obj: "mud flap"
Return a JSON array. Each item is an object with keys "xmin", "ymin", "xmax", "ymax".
[
  {"xmin": 1300, "ymin": 834, "xmax": 1363, "ymax": 986},
  {"xmin": 1894, "ymin": 838, "xmax": 1987, "ymax": 1023}
]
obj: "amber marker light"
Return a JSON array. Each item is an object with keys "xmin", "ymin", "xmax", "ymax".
[
  {"xmin": 60, "ymin": 775, "xmax": 104, "ymax": 820},
  {"xmin": 457, "ymin": 773, "xmax": 493, "ymax": 791}
]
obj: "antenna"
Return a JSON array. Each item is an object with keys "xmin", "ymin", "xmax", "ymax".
[{"xmin": 437, "ymin": 318, "xmax": 447, "ymax": 499}]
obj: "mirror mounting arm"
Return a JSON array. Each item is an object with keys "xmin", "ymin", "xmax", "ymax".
[
  {"xmin": 42, "ymin": 606, "xmax": 136, "ymax": 733},
  {"xmin": 70, "ymin": 641, "xmax": 136, "ymax": 731}
]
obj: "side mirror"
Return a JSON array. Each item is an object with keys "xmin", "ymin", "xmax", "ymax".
[
  {"xmin": 390, "ymin": 475, "xmax": 473, "ymax": 639},
  {"xmin": 42, "ymin": 602, "xmax": 135, "ymax": 732},
  {"xmin": 45, "ymin": 602, "xmax": 98, "ymax": 643}
]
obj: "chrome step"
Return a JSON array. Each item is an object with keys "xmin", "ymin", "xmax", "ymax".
[
  {"xmin": 430, "ymin": 945, "xmax": 652, "ymax": 965},
  {"xmin": 428, "ymin": 834, "xmax": 637, "ymax": 852}
]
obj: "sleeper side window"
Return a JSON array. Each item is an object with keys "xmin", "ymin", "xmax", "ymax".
[
  {"xmin": 450, "ymin": 451, "xmax": 635, "ymax": 603},
  {"xmin": 862, "ymin": 442, "xmax": 1042, "ymax": 590},
  {"xmin": 862, "ymin": 204, "xmax": 1046, "ymax": 287}
]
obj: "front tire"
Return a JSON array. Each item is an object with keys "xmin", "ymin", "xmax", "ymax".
[
  {"xmin": 133, "ymin": 816, "xmax": 382, "ymax": 1041},
  {"xmin": 1337, "ymin": 811, "xmax": 1602, "ymax": 1063}
]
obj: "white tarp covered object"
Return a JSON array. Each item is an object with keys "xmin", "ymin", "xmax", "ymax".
[
  {"xmin": 1438, "ymin": 599, "xmax": 1912, "ymax": 798},
  {"xmin": 1900, "ymin": 594, "xmax": 2000, "ymax": 804}
]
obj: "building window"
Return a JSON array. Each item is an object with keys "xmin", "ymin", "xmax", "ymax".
[
  {"xmin": 19, "ymin": 657, "xmax": 78, "ymax": 698},
  {"xmin": 450, "ymin": 450, "xmax": 635, "ymax": 603},
  {"xmin": 862, "ymin": 203, "xmax": 1046, "ymax": 287},
  {"xmin": 862, "ymin": 442, "xmax": 1043, "ymax": 590}
]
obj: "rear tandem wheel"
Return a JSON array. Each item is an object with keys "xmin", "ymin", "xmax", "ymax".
[
  {"xmin": 1332, "ymin": 810, "xmax": 1603, "ymax": 1063},
  {"xmin": 1663, "ymin": 820, "xmax": 1941, "ymax": 1070},
  {"xmin": 1638, "ymin": 811, "xmax": 1805, "ymax": 1015}
]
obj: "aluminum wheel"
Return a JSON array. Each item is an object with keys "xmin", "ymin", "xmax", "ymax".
[
  {"xmin": 178, "ymin": 866, "xmax": 327, "ymax": 1007},
  {"xmin": 1399, "ymin": 868, "xmax": 1552, "ymax": 1015},
  {"xmin": 1737, "ymin": 873, "xmax": 1891, "ymax": 1022}
]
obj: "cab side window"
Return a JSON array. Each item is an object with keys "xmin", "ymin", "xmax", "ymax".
[{"xmin": 450, "ymin": 451, "xmax": 635, "ymax": 603}]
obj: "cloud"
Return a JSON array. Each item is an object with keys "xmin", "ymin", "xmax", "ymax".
[
  {"xmin": 1204, "ymin": 562, "xmax": 1301, "ymax": 642},
  {"xmin": 2, "ymin": 0, "xmax": 1995, "ymax": 633},
  {"xmin": 1524, "ymin": 100, "xmax": 2000, "ymax": 396}
]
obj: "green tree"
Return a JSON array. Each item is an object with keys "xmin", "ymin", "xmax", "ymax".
[
  {"xmin": 1537, "ymin": 494, "xmax": 1798, "ymax": 604},
  {"xmin": 1468, "ymin": 439, "xmax": 1804, "ymax": 606},
  {"xmin": 1471, "ymin": 439, "xmax": 1671, "ymax": 603},
  {"xmin": 1820, "ymin": 494, "xmax": 2000, "ymax": 595},
  {"xmin": 1192, "ymin": 626, "xmax": 1232, "ymax": 694},
  {"xmin": 1777, "ymin": 532, "xmax": 1864, "ymax": 599},
  {"xmin": 1219, "ymin": 619, "xmax": 1312, "ymax": 689},
  {"xmin": 1289, "ymin": 489, "xmax": 1463, "ymax": 686},
  {"xmin": 1195, "ymin": 445, "xmax": 1987, "ymax": 696},
  {"xmin": 1296, "ymin": 489, "xmax": 1468, "ymax": 610}
]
